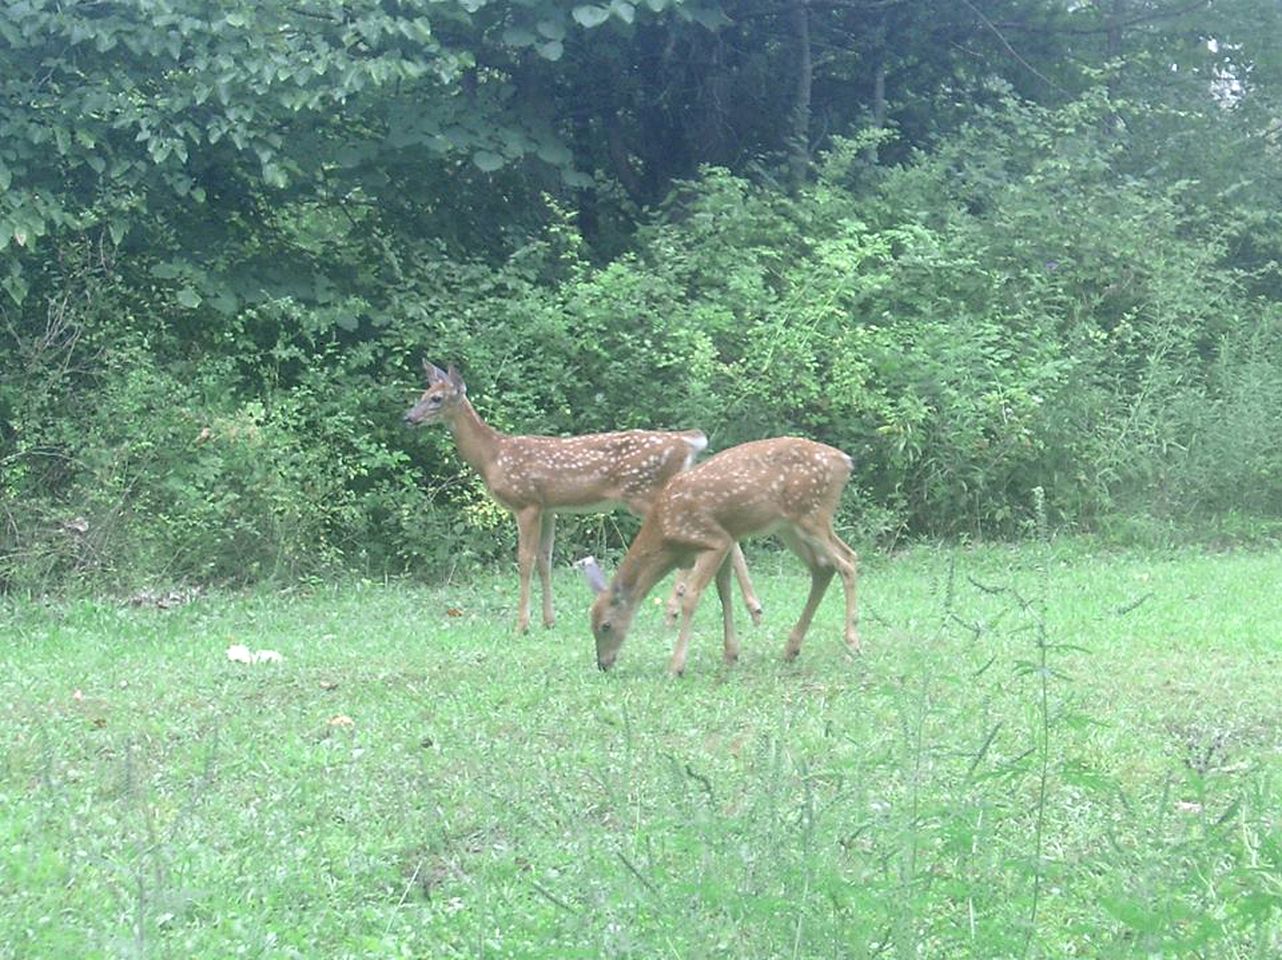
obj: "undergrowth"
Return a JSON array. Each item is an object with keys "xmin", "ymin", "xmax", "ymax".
[{"xmin": 2, "ymin": 542, "xmax": 1280, "ymax": 957}]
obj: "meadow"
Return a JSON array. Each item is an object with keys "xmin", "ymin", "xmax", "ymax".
[{"xmin": 3, "ymin": 541, "xmax": 1281, "ymax": 958}]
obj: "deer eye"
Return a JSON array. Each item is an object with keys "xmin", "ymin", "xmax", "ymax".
[{"xmin": 600, "ymin": 620, "xmax": 612, "ymax": 633}]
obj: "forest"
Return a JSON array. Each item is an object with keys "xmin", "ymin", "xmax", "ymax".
[
  {"xmin": 3, "ymin": 0, "xmax": 1281, "ymax": 590},
  {"xmin": 6, "ymin": 5, "xmax": 1282, "ymax": 957}
]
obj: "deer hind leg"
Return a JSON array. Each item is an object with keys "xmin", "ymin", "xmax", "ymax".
[
  {"xmin": 537, "ymin": 513, "xmax": 557, "ymax": 628},
  {"xmin": 728, "ymin": 543, "xmax": 764, "ymax": 626},
  {"xmin": 790, "ymin": 519, "xmax": 860, "ymax": 656},
  {"xmin": 513, "ymin": 508, "xmax": 542, "ymax": 635},
  {"xmin": 715, "ymin": 555, "xmax": 739, "ymax": 665},
  {"xmin": 777, "ymin": 528, "xmax": 836, "ymax": 661},
  {"xmin": 824, "ymin": 529, "xmax": 860, "ymax": 654},
  {"xmin": 669, "ymin": 546, "xmax": 730, "ymax": 677}
]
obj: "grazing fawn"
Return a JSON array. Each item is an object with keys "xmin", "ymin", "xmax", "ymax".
[
  {"xmin": 403, "ymin": 361, "xmax": 761, "ymax": 634},
  {"xmin": 581, "ymin": 437, "xmax": 859, "ymax": 675}
]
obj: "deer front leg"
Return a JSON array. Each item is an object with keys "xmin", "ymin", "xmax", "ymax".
[
  {"xmin": 669, "ymin": 547, "xmax": 758, "ymax": 629},
  {"xmin": 513, "ymin": 507, "xmax": 543, "ymax": 635},
  {"xmin": 715, "ymin": 556, "xmax": 739, "ymax": 665},
  {"xmin": 669, "ymin": 547, "xmax": 729, "ymax": 677},
  {"xmin": 664, "ymin": 571, "xmax": 689, "ymax": 627},
  {"xmin": 728, "ymin": 544, "xmax": 763, "ymax": 626},
  {"xmin": 537, "ymin": 513, "xmax": 557, "ymax": 628},
  {"xmin": 828, "ymin": 535, "xmax": 860, "ymax": 654}
]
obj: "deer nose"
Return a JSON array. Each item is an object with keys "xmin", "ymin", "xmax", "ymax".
[{"xmin": 597, "ymin": 656, "xmax": 615, "ymax": 672}]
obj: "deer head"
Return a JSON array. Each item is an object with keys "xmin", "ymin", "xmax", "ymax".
[
  {"xmin": 579, "ymin": 530, "xmax": 683, "ymax": 671},
  {"xmin": 587, "ymin": 576, "xmax": 640, "ymax": 671},
  {"xmin": 578, "ymin": 554, "xmax": 650, "ymax": 670},
  {"xmin": 403, "ymin": 360, "xmax": 467, "ymax": 427},
  {"xmin": 589, "ymin": 584, "xmax": 639, "ymax": 672}
]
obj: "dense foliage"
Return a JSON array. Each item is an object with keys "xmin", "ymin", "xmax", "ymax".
[{"xmin": 2, "ymin": 0, "xmax": 1281, "ymax": 590}]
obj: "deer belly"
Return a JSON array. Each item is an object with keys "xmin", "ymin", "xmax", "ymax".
[{"xmin": 548, "ymin": 499, "xmax": 623, "ymax": 515}]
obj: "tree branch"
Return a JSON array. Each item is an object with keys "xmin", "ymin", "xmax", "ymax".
[
  {"xmin": 959, "ymin": 0, "xmax": 1067, "ymax": 95},
  {"xmin": 993, "ymin": 0, "xmax": 1211, "ymax": 38}
]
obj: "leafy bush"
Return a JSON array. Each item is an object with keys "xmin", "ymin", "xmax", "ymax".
[{"xmin": 4, "ymin": 89, "xmax": 1281, "ymax": 593}]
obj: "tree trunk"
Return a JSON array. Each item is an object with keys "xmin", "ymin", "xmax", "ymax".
[
  {"xmin": 865, "ymin": 16, "xmax": 888, "ymax": 166},
  {"xmin": 1105, "ymin": 0, "xmax": 1125, "ymax": 135},
  {"xmin": 787, "ymin": 0, "xmax": 812, "ymax": 194}
]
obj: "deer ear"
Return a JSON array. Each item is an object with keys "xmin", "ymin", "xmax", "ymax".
[
  {"xmin": 423, "ymin": 359, "xmax": 447, "ymax": 383},
  {"xmin": 445, "ymin": 365, "xmax": 466, "ymax": 394},
  {"xmin": 576, "ymin": 556, "xmax": 609, "ymax": 595}
]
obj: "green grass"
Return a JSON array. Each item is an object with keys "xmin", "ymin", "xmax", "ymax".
[{"xmin": 3, "ymin": 541, "xmax": 1281, "ymax": 958}]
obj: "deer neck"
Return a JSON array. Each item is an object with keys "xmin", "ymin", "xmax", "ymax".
[
  {"xmin": 614, "ymin": 535, "xmax": 680, "ymax": 614},
  {"xmin": 446, "ymin": 397, "xmax": 505, "ymax": 481}
]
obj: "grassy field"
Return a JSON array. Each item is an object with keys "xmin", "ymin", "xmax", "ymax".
[{"xmin": 3, "ymin": 542, "xmax": 1281, "ymax": 958}]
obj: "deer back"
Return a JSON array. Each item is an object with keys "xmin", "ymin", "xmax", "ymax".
[
  {"xmin": 652, "ymin": 437, "xmax": 853, "ymax": 545},
  {"xmin": 486, "ymin": 429, "xmax": 708, "ymax": 512}
]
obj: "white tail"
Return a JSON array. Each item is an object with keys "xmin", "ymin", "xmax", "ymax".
[
  {"xmin": 404, "ymin": 361, "xmax": 761, "ymax": 634},
  {"xmin": 585, "ymin": 437, "xmax": 859, "ymax": 675}
]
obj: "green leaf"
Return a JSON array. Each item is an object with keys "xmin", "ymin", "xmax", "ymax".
[
  {"xmin": 536, "ymin": 40, "xmax": 564, "ymax": 61},
  {"xmin": 536, "ymin": 18, "xmax": 566, "ymax": 41},
  {"xmin": 177, "ymin": 286, "xmax": 202, "ymax": 308},
  {"xmin": 572, "ymin": 5, "xmax": 611, "ymax": 28},
  {"xmin": 109, "ymin": 219, "xmax": 128, "ymax": 246},
  {"xmin": 536, "ymin": 140, "xmax": 573, "ymax": 166},
  {"xmin": 210, "ymin": 289, "xmax": 238, "ymax": 315},
  {"xmin": 151, "ymin": 260, "xmax": 188, "ymax": 280},
  {"xmin": 610, "ymin": 1, "xmax": 636, "ymax": 24},
  {"xmin": 561, "ymin": 169, "xmax": 594, "ymax": 188},
  {"xmin": 262, "ymin": 162, "xmax": 288, "ymax": 188},
  {"xmin": 685, "ymin": 5, "xmax": 731, "ymax": 29},
  {"xmin": 2, "ymin": 268, "xmax": 29, "ymax": 305},
  {"xmin": 0, "ymin": 164, "xmax": 10, "ymax": 192},
  {"xmin": 501, "ymin": 25, "xmax": 536, "ymax": 47},
  {"xmin": 1059, "ymin": 758, "xmax": 1119, "ymax": 795},
  {"xmin": 472, "ymin": 150, "xmax": 504, "ymax": 172}
]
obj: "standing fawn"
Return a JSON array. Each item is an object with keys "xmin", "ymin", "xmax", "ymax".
[
  {"xmin": 403, "ymin": 361, "xmax": 761, "ymax": 634},
  {"xmin": 581, "ymin": 437, "xmax": 859, "ymax": 675}
]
